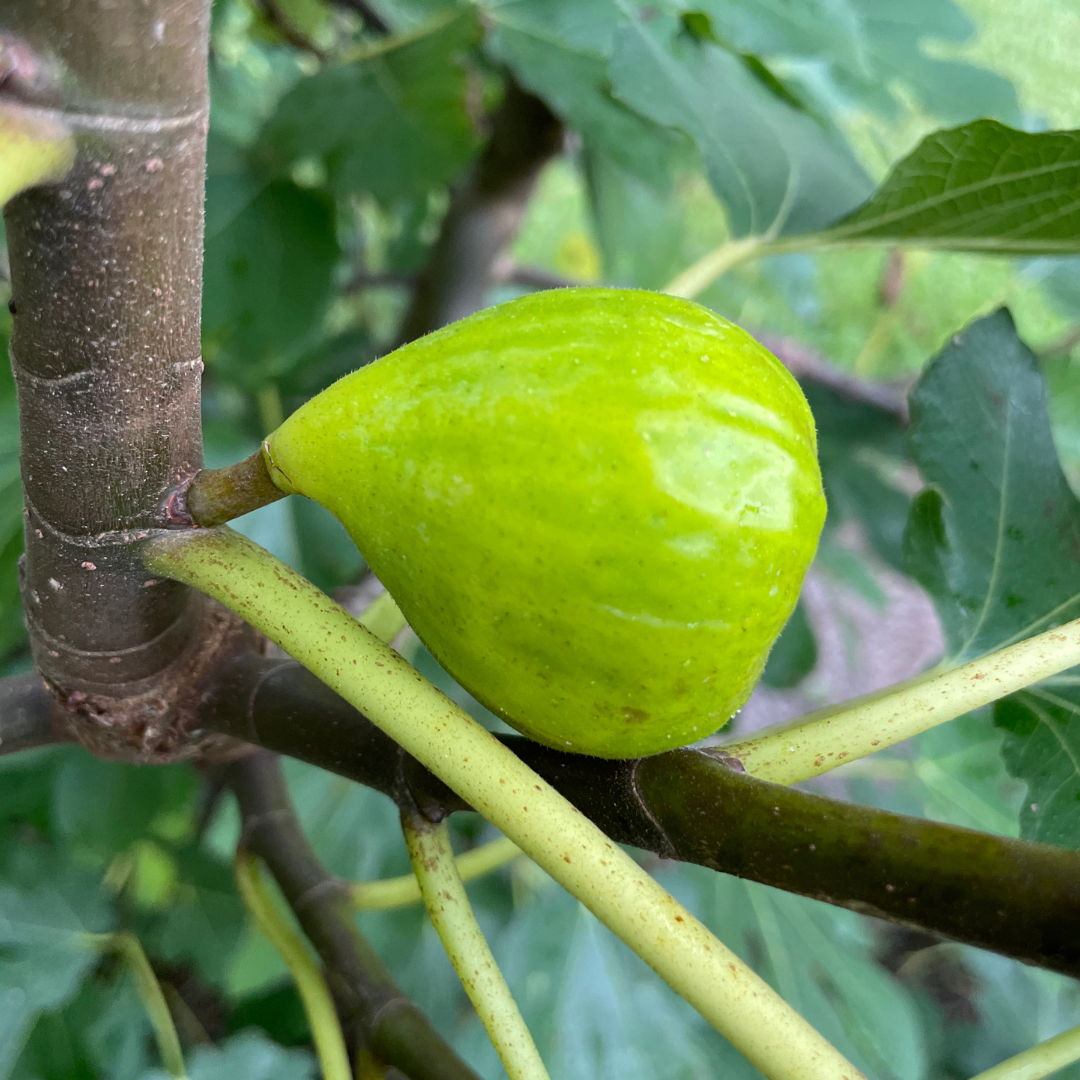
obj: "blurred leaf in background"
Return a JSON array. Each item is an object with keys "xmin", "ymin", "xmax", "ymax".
[{"xmin": 903, "ymin": 310, "xmax": 1080, "ymax": 849}]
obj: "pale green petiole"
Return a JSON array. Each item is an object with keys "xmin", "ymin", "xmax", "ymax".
[
  {"xmin": 402, "ymin": 815, "xmax": 549, "ymax": 1080},
  {"xmin": 148, "ymin": 526, "xmax": 863, "ymax": 1080},
  {"xmin": 235, "ymin": 848, "xmax": 352, "ymax": 1080},
  {"xmin": 968, "ymin": 1022, "xmax": 1080, "ymax": 1080},
  {"xmin": 721, "ymin": 616, "xmax": 1080, "ymax": 785},
  {"xmin": 353, "ymin": 835, "xmax": 522, "ymax": 911},
  {"xmin": 662, "ymin": 235, "xmax": 770, "ymax": 298},
  {"xmin": 86, "ymin": 932, "xmax": 187, "ymax": 1079}
]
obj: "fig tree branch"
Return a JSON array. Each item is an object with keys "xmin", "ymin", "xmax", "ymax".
[
  {"xmin": 3, "ymin": 0, "xmax": 217, "ymax": 764},
  {"xmin": 199, "ymin": 652, "xmax": 1080, "ymax": 979},
  {"xmin": 227, "ymin": 750, "xmax": 485, "ymax": 1080},
  {"xmin": 0, "ymin": 672, "xmax": 68, "ymax": 756}
]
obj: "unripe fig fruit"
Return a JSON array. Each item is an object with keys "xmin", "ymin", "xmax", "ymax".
[{"xmin": 264, "ymin": 288, "xmax": 825, "ymax": 758}]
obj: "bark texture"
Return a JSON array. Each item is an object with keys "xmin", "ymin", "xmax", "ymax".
[
  {"xmin": 1, "ymin": 0, "xmax": 235, "ymax": 761},
  {"xmin": 203, "ymin": 653, "xmax": 1080, "ymax": 979}
]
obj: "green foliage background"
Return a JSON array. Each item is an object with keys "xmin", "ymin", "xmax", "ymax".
[{"xmin": 4, "ymin": 0, "xmax": 1080, "ymax": 1075}]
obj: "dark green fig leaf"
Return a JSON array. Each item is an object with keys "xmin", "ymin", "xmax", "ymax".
[{"xmin": 904, "ymin": 309, "xmax": 1080, "ymax": 846}]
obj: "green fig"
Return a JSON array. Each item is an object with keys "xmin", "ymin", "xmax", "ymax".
[{"xmin": 264, "ymin": 288, "xmax": 826, "ymax": 758}]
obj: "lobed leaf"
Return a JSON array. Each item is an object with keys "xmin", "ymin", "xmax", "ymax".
[
  {"xmin": 698, "ymin": 0, "xmax": 1019, "ymax": 125},
  {"xmin": 607, "ymin": 11, "xmax": 872, "ymax": 238},
  {"xmin": 0, "ymin": 845, "xmax": 112, "ymax": 1078},
  {"xmin": 140, "ymin": 1030, "xmax": 315, "ymax": 1080},
  {"xmin": 904, "ymin": 309, "xmax": 1080, "ymax": 846}
]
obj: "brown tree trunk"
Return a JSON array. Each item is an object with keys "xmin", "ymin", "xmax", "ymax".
[{"xmin": 2, "ymin": 0, "xmax": 244, "ymax": 762}]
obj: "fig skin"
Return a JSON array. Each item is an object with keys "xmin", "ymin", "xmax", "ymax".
[{"xmin": 264, "ymin": 288, "xmax": 826, "ymax": 758}]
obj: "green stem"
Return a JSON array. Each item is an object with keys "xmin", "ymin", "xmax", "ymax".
[
  {"xmin": 357, "ymin": 590, "xmax": 408, "ymax": 646},
  {"xmin": 353, "ymin": 836, "xmax": 522, "ymax": 911},
  {"xmin": 184, "ymin": 448, "xmax": 286, "ymax": 526},
  {"xmin": 402, "ymin": 814, "xmax": 548, "ymax": 1080},
  {"xmin": 89, "ymin": 932, "xmax": 187, "ymax": 1078},
  {"xmin": 722, "ymin": 616, "xmax": 1080, "ymax": 784},
  {"xmin": 235, "ymin": 848, "xmax": 352, "ymax": 1080},
  {"xmin": 662, "ymin": 235, "xmax": 767, "ymax": 298},
  {"xmin": 148, "ymin": 525, "xmax": 862, "ymax": 1080},
  {"xmin": 256, "ymin": 383, "xmax": 286, "ymax": 436},
  {"xmin": 970, "ymin": 1023, "xmax": 1080, "ymax": 1080}
]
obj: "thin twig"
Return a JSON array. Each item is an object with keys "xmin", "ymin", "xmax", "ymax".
[
  {"xmin": 253, "ymin": 0, "xmax": 329, "ymax": 58},
  {"xmin": 199, "ymin": 652, "xmax": 1080, "ymax": 978},
  {"xmin": 331, "ymin": 0, "xmax": 390, "ymax": 34},
  {"xmin": 227, "ymin": 751, "xmax": 484, "ymax": 1080},
  {"xmin": 235, "ymin": 847, "xmax": 351, "ymax": 1080},
  {"xmin": 393, "ymin": 79, "xmax": 563, "ymax": 345},
  {"xmin": 754, "ymin": 331, "xmax": 912, "ymax": 421}
]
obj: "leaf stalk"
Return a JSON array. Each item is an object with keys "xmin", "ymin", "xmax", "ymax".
[
  {"xmin": 969, "ymin": 1023, "xmax": 1080, "ymax": 1080},
  {"xmin": 723, "ymin": 615, "xmax": 1080, "ymax": 784},
  {"xmin": 148, "ymin": 525, "xmax": 863, "ymax": 1080},
  {"xmin": 234, "ymin": 847, "xmax": 352, "ymax": 1080},
  {"xmin": 88, "ymin": 931, "xmax": 187, "ymax": 1079},
  {"xmin": 353, "ymin": 836, "xmax": 521, "ymax": 911},
  {"xmin": 402, "ymin": 814, "xmax": 548, "ymax": 1080}
]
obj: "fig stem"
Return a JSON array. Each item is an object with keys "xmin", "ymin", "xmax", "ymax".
[
  {"xmin": 401, "ymin": 814, "xmax": 548, "ymax": 1080},
  {"xmin": 234, "ymin": 847, "xmax": 352, "ymax": 1080},
  {"xmin": 352, "ymin": 836, "xmax": 522, "ymax": 911},
  {"xmin": 721, "ymin": 616, "xmax": 1080, "ymax": 785},
  {"xmin": 969, "ymin": 1022, "xmax": 1080, "ymax": 1080},
  {"xmin": 85, "ymin": 931, "xmax": 188, "ymax": 1078},
  {"xmin": 146, "ymin": 525, "xmax": 863, "ymax": 1080},
  {"xmin": 184, "ymin": 448, "xmax": 286, "ymax": 526}
]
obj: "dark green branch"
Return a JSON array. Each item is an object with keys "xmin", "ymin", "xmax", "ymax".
[
  {"xmin": 0, "ymin": 672, "xmax": 68, "ymax": 756},
  {"xmin": 203, "ymin": 653, "xmax": 1080, "ymax": 979},
  {"xmin": 226, "ymin": 751, "xmax": 483, "ymax": 1080}
]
